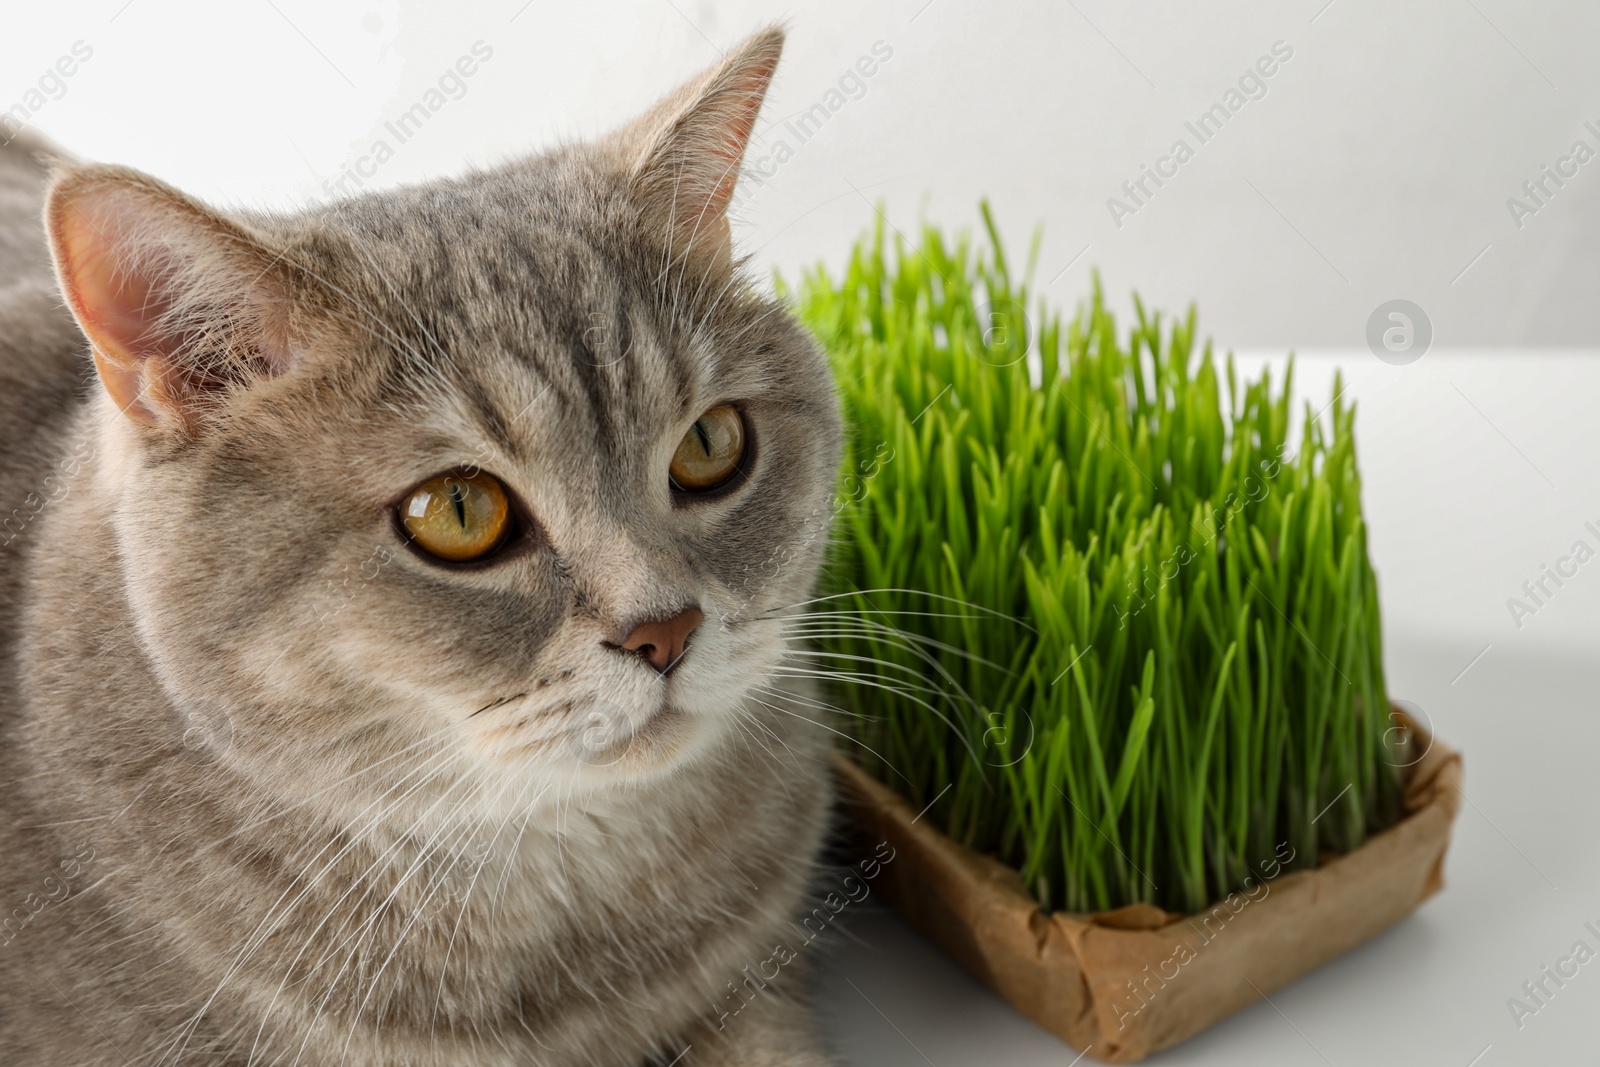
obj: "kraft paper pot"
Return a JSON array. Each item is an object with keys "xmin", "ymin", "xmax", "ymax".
[{"xmin": 833, "ymin": 715, "xmax": 1461, "ymax": 1063}]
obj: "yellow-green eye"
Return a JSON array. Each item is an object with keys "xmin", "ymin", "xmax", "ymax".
[
  {"xmin": 401, "ymin": 470, "xmax": 512, "ymax": 562},
  {"xmin": 670, "ymin": 405, "xmax": 746, "ymax": 492}
]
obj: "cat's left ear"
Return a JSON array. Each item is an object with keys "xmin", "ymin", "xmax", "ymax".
[
  {"xmin": 605, "ymin": 26, "xmax": 783, "ymax": 264},
  {"xmin": 46, "ymin": 164, "xmax": 304, "ymax": 434}
]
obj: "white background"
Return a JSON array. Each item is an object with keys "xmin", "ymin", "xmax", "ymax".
[{"xmin": 6, "ymin": 1, "xmax": 1599, "ymax": 1063}]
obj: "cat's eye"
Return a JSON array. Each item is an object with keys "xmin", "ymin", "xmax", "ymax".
[
  {"xmin": 670, "ymin": 405, "xmax": 747, "ymax": 493},
  {"xmin": 401, "ymin": 469, "xmax": 513, "ymax": 562}
]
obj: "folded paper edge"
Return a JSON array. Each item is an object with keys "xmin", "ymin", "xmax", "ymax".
[{"xmin": 832, "ymin": 713, "xmax": 1462, "ymax": 1063}]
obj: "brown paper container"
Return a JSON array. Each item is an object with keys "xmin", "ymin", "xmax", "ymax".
[{"xmin": 834, "ymin": 719, "xmax": 1461, "ymax": 1063}]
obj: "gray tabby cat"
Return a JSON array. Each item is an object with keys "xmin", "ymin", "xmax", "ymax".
[{"xmin": 0, "ymin": 26, "xmax": 845, "ymax": 1066}]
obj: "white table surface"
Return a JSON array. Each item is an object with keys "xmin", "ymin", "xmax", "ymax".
[{"xmin": 813, "ymin": 351, "xmax": 1600, "ymax": 1066}]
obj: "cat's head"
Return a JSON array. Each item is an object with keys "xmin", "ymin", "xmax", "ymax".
[{"xmin": 43, "ymin": 27, "xmax": 840, "ymax": 812}]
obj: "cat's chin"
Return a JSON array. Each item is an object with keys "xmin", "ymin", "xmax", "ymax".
[
  {"xmin": 469, "ymin": 700, "xmax": 717, "ymax": 789},
  {"xmin": 567, "ymin": 703, "xmax": 705, "ymax": 781}
]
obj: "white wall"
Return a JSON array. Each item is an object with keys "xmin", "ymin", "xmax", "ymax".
[{"xmin": 6, "ymin": 0, "xmax": 1598, "ymax": 348}]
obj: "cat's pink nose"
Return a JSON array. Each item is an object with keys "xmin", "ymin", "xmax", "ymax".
[{"xmin": 614, "ymin": 607, "xmax": 703, "ymax": 675}]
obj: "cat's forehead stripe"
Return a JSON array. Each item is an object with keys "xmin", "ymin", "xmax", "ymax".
[{"xmin": 456, "ymin": 371, "xmax": 520, "ymax": 462}]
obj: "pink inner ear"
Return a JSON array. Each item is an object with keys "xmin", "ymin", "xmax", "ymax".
[
  {"xmin": 47, "ymin": 172, "xmax": 298, "ymax": 430},
  {"xmin": 52, "ymin": 196, "xmax": 178, "ymax": 424},
  {"xmin": 67, "ymin": 224, "xmax": 177, "ymax": 358}
]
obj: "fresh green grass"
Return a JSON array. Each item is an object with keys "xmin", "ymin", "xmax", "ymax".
[{"xmin": 781, "ymin": 207, "xmax": 1403, "ymax": 916}]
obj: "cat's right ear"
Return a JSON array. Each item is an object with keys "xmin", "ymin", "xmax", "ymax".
[{"xmin": 45, "ymin": 165, "xmax": 303, "ymax": 433}]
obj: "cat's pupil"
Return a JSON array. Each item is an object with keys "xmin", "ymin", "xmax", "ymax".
[
  {"xmin": 691, "ymin": 420, "xmax": 712, "ymax": 456},
  {"xmin": 449, "ymin": 483, "xmax": 467, "ymax": 527}
]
